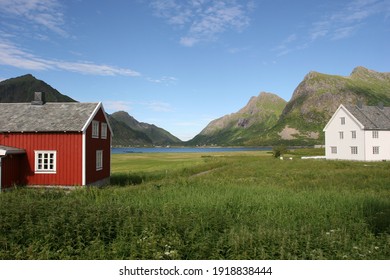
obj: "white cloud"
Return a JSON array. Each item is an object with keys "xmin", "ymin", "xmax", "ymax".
[
  {"xmin": 0, "ymin": 40, "xmax": 142, "ymax": 77},
  {"xmin": 147, "ymin": 76, "xmax": 178, "ymax": 85},
  {"xmin": 273, "ymin": 34, "xmax": 300, "ymax": 57},
  {"xmin": 275, "ymin": 0, "xmax": 390, "ymax": 56},
  {"xmin": 58, "ymin": 61, "xmax": 141, "ymax": 77},
  {"xmin": 0, "ymin": 0, "xmax": 67, "ymax": 36},
  {"xmin": 0, "ymin": 41, "xmax": 53, "ymax": 70},
  {"xmin": 310, "ymin": 0, "xmax": 389, "ymax": 41},
  {"xmin": 104, "ymin": 101, "xmax": 133, "ymax": 113},
  {"xmin": 144, "ymin": 101, "xmax": 174, "ymax": 112},
  {"xmin": 150, "ymin": 0, "xmax": 254, "ymax": 46}
]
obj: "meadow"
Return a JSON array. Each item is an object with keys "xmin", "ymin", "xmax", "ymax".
[{"xmin": 0, "ymin": 150, "xmax": 389, "ymax": 259}]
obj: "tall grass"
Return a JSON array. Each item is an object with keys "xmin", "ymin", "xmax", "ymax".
[{"xmin": 0, "ymin": 152, "xmax": 389, "ymax": 259}]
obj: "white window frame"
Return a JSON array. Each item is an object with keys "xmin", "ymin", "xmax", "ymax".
[
  {"xmin": 92, "ymin": 120, "xmax": 99, "ymax": 138},
  {"xmin": 373, "ymin": 146, "xmax": 380, "ymax": 155},
  {"xmin": 351, "ymin": 130, "xmax": 356, "ymax": 139},
  {"xmin": 351, "ymin": 146, "xmax": 358, "ymax": 155},
  {"xmin": 331, "ymin": 146, "xmax": 337, "ymax": 154},
  {"xmin": 101, "ymin": 123, "xmax": 107, "ymax": 139},
  {"xmin": 339, "ymin": 131, "xmax": 344, "ymax": 139},
  {"xmin": 96, "ymin": 150, "xmax": 103, "ymax": 171},
  {"xmin": 340, "ymin": 117, "xmax": 345, "ymax": 125},
  {"xmin": 35, "ymin": 151, "xmax": 57, "ymax": 174},
  {"xmin": 372, "ymin": 131, "xmax": 379, "ymax": 139}
]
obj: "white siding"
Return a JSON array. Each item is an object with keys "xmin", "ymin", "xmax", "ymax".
[
  {"xmin": 324, "ymin": 105, "xmax": 390, "ymax": 161},
  {"xmin": 324, "ymin": 106, "xmax": 365, "ymax": 160},
  {"xmin": 364, "ymin": 130, "xmax": 390, "ymax": 161}
]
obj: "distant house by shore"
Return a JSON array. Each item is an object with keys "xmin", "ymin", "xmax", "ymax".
[
  {"xmin": 0, "ymin": 92, "xmax": 112, "ymax": 191},
  {"xmin": 323, "ymin": 103, "xmax": 390, "ymax": 161}
]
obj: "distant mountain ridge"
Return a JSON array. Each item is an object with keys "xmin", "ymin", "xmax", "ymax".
[
  {"xmin": 110, "ymin": 111, "xmax": 182, "ymax": 146},
  {"xmin": 191, "ymin": 66, "xmax": 390, "ymax": 146},
  {"xmin": 0, "ymin": 74, "xmax": 181, "ymax": 147},
  {"xmin": 188, "ymin": 92, "xmax": 286, "ymax": 145}
]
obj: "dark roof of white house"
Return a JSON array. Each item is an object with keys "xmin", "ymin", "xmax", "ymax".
[
  {"xmin": 0, "ymin": 102, "xmax": 100, "ymax": 132},
  {"xmin": 345, "ymin": 104, "xmax": 390, "ymax": 130}
]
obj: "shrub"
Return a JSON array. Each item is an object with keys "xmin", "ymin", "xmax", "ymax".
[{"xmin": 272, "ymin": 145, "xmax": 288, "ymax": 158}]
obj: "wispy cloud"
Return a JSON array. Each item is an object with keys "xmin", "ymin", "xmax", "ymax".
[
  {"xmin": 273, "ymin": 34, "xmax": 299, "ymax": 57},
  {"xmin": 105, "ymin": 100, "xmax": 174, "ymax": 114},
  {"xmin": 0, "ymin": 40, "xmax": 141, "ymax": 77},
  {"xmin": 275, "ymin": 0, "xmax": 390, "ymax": 56},
  {"xmin": 150, "ymin": 0, "xmax": 255, "ymax": 46},
  {"xmin": 0, "ymin": 0, "xmax": 67, "ymax": 36},
  {"xmin": 0, "ymin": 0, "xmax": 142, "ymax": 77},
  {"xmin": 144, "ymin": 101, "xmax": 174, "ymax": 112},
  {"xmin": 309, "ymin": 0, "xmax": 389, "ymax": 41},
  {"xmin": 147, "ymin": 76, "xmax": 178, "ymax": 85}
]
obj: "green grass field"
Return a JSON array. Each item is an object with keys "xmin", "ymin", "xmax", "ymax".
[{"xmin": 1, "ymin": 150, "xmax": 389, "ymax": 259}]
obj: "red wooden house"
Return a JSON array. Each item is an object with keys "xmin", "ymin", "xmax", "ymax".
[{"xmin": 0, "ymin": 92, "xmax": 112, "ymax": 191}]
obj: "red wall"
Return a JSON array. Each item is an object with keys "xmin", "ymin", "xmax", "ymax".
[
  {"xmin": 0, "ymin": 132, "xmax": 83, "ymax": 186},
  {"xmin": 85, "ymin": 108, "xmax": 111, "ymax": 185}
]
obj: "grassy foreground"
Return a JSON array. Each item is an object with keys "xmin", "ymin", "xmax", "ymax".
[{"xmin": 1, "ymin": 150, "xmax": 389, "ymax": 259}]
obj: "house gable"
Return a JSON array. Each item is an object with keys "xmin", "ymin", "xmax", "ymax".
[{"xmin": 323, "ymin": 104, "xmax": 364, "ymax": 132}]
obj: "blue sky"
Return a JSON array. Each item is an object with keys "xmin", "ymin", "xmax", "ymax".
[{"xmin": 0, "ymin": 0, "xmax": 389, "ymax": 141}]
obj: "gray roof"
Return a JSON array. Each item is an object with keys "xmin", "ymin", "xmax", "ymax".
[
  {"xmin": 0, "ymin": 102, "xmax": 100, "ymax": 132},
  {"xmin": 345, "ymin": 105, "xmax": 390, "ymax": 130}
]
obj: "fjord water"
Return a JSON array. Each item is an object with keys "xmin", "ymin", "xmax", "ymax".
[{"xmin": 112, "ymin": 147, "xmax": 272, "ymax": 154}]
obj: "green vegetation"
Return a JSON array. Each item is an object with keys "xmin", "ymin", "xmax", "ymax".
[
  {"xmin": 0, "ymin": 74, "xmax": 75, "ymax": 103},
  {"xmin": 1, "ymin": 151, "xmax": 389, "ymax": 259}
]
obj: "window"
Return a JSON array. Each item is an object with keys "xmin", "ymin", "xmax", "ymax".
[
  {"xmin": 339, "ymin": 131, "xmax": 344, "ymax": 139},
  {"xmin": 372, "ymin": 131, "xmax": 379, "ymax": 139},
  {"xmin": 373, "ymin": 146, "xmax": 380, "ymax": 154},
  {"xmin": 351, "ymin": 131, "xmax": 356, "ymax": 139},
  {"xmin": 96, "ymin": 150, "xmax": 103, "ymax": 171},
  {"xmin": 35, "ymin": 151, "xmax": 56, "ymax": 173},
  {"xmin": 101, "ymin": 123, "xmax": 107, "ymax": 139},
  {"xmin": 351, "ymin": 146, "xmax": 358, "ymax": 155},
  {"xmin": 331, "ymin": 146, "xmax": 337, "ymax": 154},
  {"xmin": 340, "ymin": 117, "xmax": 345, "ymax": 125},
  {"xmin": 92, "ymin": 121, "xmax": 99, "ymax": 138}
]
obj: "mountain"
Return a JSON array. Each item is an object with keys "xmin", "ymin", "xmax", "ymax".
[
  {"xmin": 0, "ymin": 74, "xmax": 76, "ymax": 102},
  {"xmin": 188, "ymin": 92, "xmax": 287, "ymax": 146},
  {"xmin": 190, "ymin": 66, "xmax": 390, "ymax": 146},
  {"xmin": 110, "ymin": 111, "xmax": 182, "ymax": 146},
  {"xmin": 260, "ymin": 66, "xmax": 390, "ymax": 145},
  {"xmin": 107, "ymin": 115, "xmax": 153, "ymax": 147},
  {"xmin": 0, "ymin": 74, "xmax": 181, "ymax": 147}
]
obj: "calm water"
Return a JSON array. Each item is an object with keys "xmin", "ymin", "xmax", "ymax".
[{"xmin": 112, "ymin": 147, "xmax": 272, "ymax": 154}]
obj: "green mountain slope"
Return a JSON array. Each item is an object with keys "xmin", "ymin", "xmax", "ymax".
[
  {"xmin": 188, "ymin": 92, "xmax": 287, "ymax": 146},
  {"xmin": 251, "ymin": 66, "xmax": 390, "ymax": 145},
  {"xmin": 0, "ymin": 74, "xmax": 76, "ymax": 102},
  {"xmin": 110, "ymin": 111, "xmax": 182, "ymax": 146},
  {"xmin": 107, "ymin": 115, "xmax": 153, "ymax": 147}
]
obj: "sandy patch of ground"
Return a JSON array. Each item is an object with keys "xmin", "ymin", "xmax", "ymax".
[
  {"xmin": 278, "ymin": 126, "xmax": 300, "ymax": 140},
  {"xmin": 278, "ymin": 126, "xmax": 320, "ymax": 140}
]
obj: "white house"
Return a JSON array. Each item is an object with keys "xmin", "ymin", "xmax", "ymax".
[{"xmin": 323, "ymin": 104, "xmax": 390, "ymax": 161}]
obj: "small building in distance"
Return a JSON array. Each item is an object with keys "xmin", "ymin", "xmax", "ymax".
[
  {"xmin": 323, "ymin": 103, "xmax": 390, "ymax": 161},
  {"xmin": 0, "ymin": 92, "xmax": 112, "ymax": 191}
]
